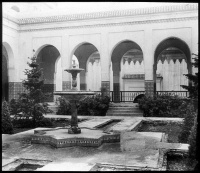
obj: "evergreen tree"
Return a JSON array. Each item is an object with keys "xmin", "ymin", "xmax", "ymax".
[
  {"xmin": 181, "ymin": 53, "xmax": 199, "ymax": 169},
  {"xmin": 22, "ymin": 50, "xmax": 45, "ymax": 103},
  {"xmin": 181, "ymin": 53, "xmax": 198, "ymax": 99},
  {"xmin": 9, "ymin": 50, "xmax": 52, "ymax": 127},
  {"xmin": 2, "ymin": 101, "xmax": 14, "ymax": 134}
]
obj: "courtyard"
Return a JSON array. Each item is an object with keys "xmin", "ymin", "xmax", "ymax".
[
  {"xmin": 2, "ymin": 2, "xmax": 198, "ymax": 171},
  {"xmin": 2, "ymin": 114, "xmax": 190, "ymax": 171}
]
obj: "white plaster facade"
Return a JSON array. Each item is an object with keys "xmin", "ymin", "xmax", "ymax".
[{"xmin": 2, "ymin": 3, "xmax": 198, "ymax": 100}]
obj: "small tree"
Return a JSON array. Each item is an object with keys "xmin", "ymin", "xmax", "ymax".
[
  {"xmin": 9, "ymin": 51, "xmax": 53, "ymax": 127},
  {"xmin": 2, "ymin": 101, "xmax": 14, "ymax": 134},
  {"xmin": 22, "ymin": 51, "xmax": 45, "ymax": 104},
  {"xmin": 181, "ymin": 53, "xmax": 198, "ymax": 99},
  {"xmin": 181, "ymin": 53, "xmax": 199, "ymax": 169}
]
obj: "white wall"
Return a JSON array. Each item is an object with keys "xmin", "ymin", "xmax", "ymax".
[{"xmin": 3, "ymin": 5, "xmax": 198, "ymax": 94}]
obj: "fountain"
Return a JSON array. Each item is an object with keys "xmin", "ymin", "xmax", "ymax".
[
  {"xmin": 31, "ymin": 62, "xmax": 120, "ymax": 148},
  {"xmin": 54, "ymin": 63, "xmax": 95, "ymax": 134}
]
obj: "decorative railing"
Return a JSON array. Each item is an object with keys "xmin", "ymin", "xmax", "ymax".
[
  {"xmin": 46, "ymin": 90, "xmax": 188, "ymax": 102},
  {"xmin": 156, "ymin": 91, "xmax": 189, "ymax": 97},
  {"xmin": 94, "ymin": 91, "xmax": 145, "ymax": 102},
  {"xmin": 94, "ymin": 90, "xmax": 189, "ymax": 102}
]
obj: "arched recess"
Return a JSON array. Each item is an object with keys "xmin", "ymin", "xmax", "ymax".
[
  {"xmin": 2, "ymin": 42, "xmax": 15, "ymax": 101},
  {"xmin": 36, "ymin": 45, "xmax": 61, "ymax": 102},
  {"xmin": 111, "ymin": 40, "xmax": 143, "ymax": 102},
  {"xmin": 154, "ymin": 37, "xmax": 191, "ymax": 92},
  {"xmin": 71, "ymin": 42, "xmax": 100, "ymax": 91}
]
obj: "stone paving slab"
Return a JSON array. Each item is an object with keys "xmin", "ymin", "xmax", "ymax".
[
  {"xmin": 120, "ymin": 131, "xmax": 189, "ymax": 153},
  {"xmin": 121, "ymin": 132, "xmax": 163, "ymax": 151},
  {"xmin": 95, "ymin": 149, "xmax": 160, "ymax": 169},
  {"xmin": 79, "ymin": 118, "xmax": 113, "ymax": 128},
  {"xmin": 151, "ymin": 142, "xmax": 189, "ymax": 151},
  {"xmin": 144, "ymin": 117, "xmax": 184, "ymax": 122},
  {"xmin": 109, "ymin": 118, "xmax": 143, "ymax": 133},
  {"xmin": 36, "ymin": 162, "xmax": 95, "ymax": 171}
]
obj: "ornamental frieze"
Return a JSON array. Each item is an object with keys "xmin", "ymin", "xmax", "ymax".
[
  {"xmin": 18, "ymin": 16, "xmax": 198, "ymax": 33},
  {"xmin": 17, "ymin": 3, "xmax": 198, "ymax": 25}
]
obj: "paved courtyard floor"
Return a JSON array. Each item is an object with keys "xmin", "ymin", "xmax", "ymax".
[{"xmin": 2, "ymin": 115, "xmax": 187, "ymax": 171}]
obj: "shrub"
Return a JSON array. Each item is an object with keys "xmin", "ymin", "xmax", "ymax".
[
  {"xmin": 2, "ymin": 101, "xmax": 14, "ymax": 134},
  {"xmin": 12, "ymin": 118, "xmax": 34, "ymax": 128},
  {"xmin": 178, "ymin": 101, "xmax": 196, "ymax": 143},
  {"xmin": 32, "ymin": 103, "xmax": 45, "ymax": 127},
  {"xmin": 56, "ymin": 94, "xmax": 110, "ymax": 116},
  {"xmin": 78, "ymin": 94, "xmax": 110, "ymax": 116},
  {"xmin": 56, "ymin": 97, "xmax": 71, "ymax": 115},
  {"xmin": 188, "ymin": 115, "xmax": 197, "ymax": 159},
  {"xmin": 35, "ymin": 118, "xmax": 54, "ymax": 127},
  {"xmin": 138, "ymin": 94, "xmax": 184, "ymax": 117},
  {"xmin": 9, "ymin": 99, "xmax": 21, "ymax": 115}
]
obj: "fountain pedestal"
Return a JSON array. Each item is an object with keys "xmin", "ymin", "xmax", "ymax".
[
  {"xmin": 68, "ymin": 100, "xmax": 81, "ymax": 134},
  {"xmin": 54, "ymin": 66, "xmax": 95, "ymax": 134}
]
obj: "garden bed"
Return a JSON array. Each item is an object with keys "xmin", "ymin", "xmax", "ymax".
[
  {"xmin": 167, "ymin": 153, "xmax": 197, "ymax": 171},
  {"xmin": 137, "ymin": 121, "xmax": 182, "ymax": 143}
]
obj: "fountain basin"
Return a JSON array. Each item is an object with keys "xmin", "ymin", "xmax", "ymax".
[
  {"xmin": 54, "ymin": 91, "xmax": 95, "ymax": 101},
  {"xmin": 32, "ymin": 128, "xmax": 120, "ymax": 148}
]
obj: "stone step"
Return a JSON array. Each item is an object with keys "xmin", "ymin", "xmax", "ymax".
[
  {"xmin": 108, "ymin": 108, "xmax": 142, "ymax": 111},
  {"xmin": 106, "ymin": 113, "xmax": 143, "ymax": 116},
  {"xmin": 107, "ymin": 110, "xmax": 143, "ymax": 114},
  {"xmin": 109, "ymin": 106, "xmax": 139, "ymax": 110},
  {"xmin": 109, "ymin": 103, "xmax": 138, "ymax": 107}
]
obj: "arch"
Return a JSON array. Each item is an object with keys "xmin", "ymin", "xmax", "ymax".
[
  {"xmin": 111, "ymin": 39, "xmax": 143, "ymax": 70},
  {"xmin": 71, "ymin": 42, "xmax": 100, "ymax": 90},
  {"xmin": 110, "ymin": 39, "xmax": 144, "ymax": 61},
  {"xmin": 154, "ymin": 37, "xmax": 191, "ymax": 92},
  {"xmin": 2, "ymin": 42, "xmax": 15, "ymax": 82},
  {"xmin": 35, "ymin": 45, "xmax": 61, "ymax": 101},
  {"xmin": 33, "ymin": 40, "xmax": 61, "ymax": 57},
  {"xmin": 154, "ymin": 37, "xmax": 191, "ymax": 73},
  {"xmin": 111, "ymin": 40, "xmax": 144, "ymax": 102},
  {"xmin": 70, "ymin": 41, "xmax": 99, "ymax": 63},
  {"xmin": 35, "ymin": 44, "xmax": 51, "ymax": 57}
]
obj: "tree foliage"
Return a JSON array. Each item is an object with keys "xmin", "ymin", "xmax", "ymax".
[
  {"xmin": 2, "ymin": 101, "xmax": 14, "ymax": 134},
  {"xmin": 9, "ymin": 51, "xmax": 53, "ymax": 127},
  {"xmin": 181, "ymin": 54, "xmax": 198, "ymax": 99}
]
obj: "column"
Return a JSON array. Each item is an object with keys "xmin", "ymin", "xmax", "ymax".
[
  {"xmin": 144, "ymin": 28, "xmax": 154, "ymax": 96},
  {"xmin": 100, "ymin": 32, "xmax": 110, "ymax": 94},
  {"xmin": 61, "ymin": 36, "xmax": 71, "ymax": 91}
]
